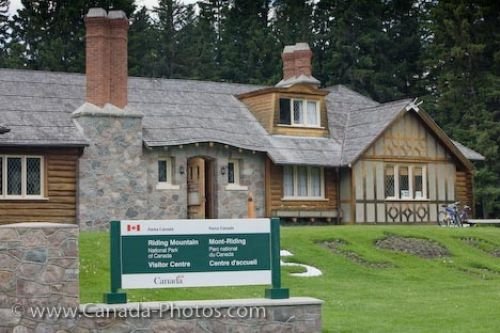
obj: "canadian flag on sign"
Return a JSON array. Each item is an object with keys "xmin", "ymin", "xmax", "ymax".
[{"xmin": 127, "ymin": 224, "xmax": 141, "ymax": 232}]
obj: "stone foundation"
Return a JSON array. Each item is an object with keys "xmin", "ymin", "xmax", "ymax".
[
  {"xmin": 0, "ymin": 223, "xmax": 323, "ymax": 332},
  {"xmin": 3, "ymin": 299, "xmax": 321, "ymax": 332}
]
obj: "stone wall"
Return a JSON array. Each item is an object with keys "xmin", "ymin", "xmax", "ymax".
[
  {"xmin": 144, "ymin": 145, "xmax": 266, "ymax": 221},
  {"xmin": 0, "ymin": 223, "xmax": 323, "ymax": 332},
  {"xmin": 73, "ymin": 104, "xmax": 147, "ymax": 230},
  {"xmin": 0, "ymin": 223, "xmax": 79, "ymax": 331},
  {"xmin": 74, "ymin": 104, "xmax": 266, "ymax": 230}
]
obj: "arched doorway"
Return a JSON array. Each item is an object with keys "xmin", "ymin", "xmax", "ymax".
[{"xmin": 187, "ymin": 156, "xmax": 216, "ymax": 219}]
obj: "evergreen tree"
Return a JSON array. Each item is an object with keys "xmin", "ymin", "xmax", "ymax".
[
  {"xmin": 425, "ymin": 0, "xmax": 500, "ymax": 217},
  {"xmin": 128, "ymin": 6, "xmax": 157, "ymax": 77},
  {"xmin": 320, "ymin": 0, "xmax": 393, "ymax": 99},
  {"xmin": 187, "ymin": 0, "xmax": 228, "ymax": 80},
  {"xmin": 154, "ymin": 0, "xmax": 197, "ymax": 78},
  {"xmin": 382, "ymin": 0, "xmax": 425, "ymax": 99},
  {"xmin": 273, "ymin": 0, "xmax": 314, "ymax": 46},
  {"xmin": 7, "ymin": 0, "xmax": 135, "ymax": 72},
  {"xmin": 311, "ymin": 0, "xmax": 335, "ymax": 85},
  {"xmin": 0, "ymin": 0, "xmax": 9, "ymax": 66},
  {"xmin": 220, "ymin": 0, "xmax": 280, "ymax": 84}
]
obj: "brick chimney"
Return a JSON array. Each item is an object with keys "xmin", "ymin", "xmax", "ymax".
[
  {"xmin": 281, "ymin": 45, "xmax": 296, "ymax": 81},
  {"xmin": 277, "ymin": 42, "xmax": 319, "ymax": 88},
  {"xmin": 85, "ymin": 8, "xmax": 129, "ymax": 109},
  {"xmin": 293, "ymin": 43, "xmax": 313, "ymax": 77}
]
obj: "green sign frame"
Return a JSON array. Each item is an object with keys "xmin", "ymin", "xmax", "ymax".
[{"xmin": 104, "ymin": 218, "xmax": 289, "ymax": 304}]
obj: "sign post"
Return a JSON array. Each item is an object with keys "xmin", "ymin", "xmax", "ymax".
[
  {"xmin": 265, "ymin": 217, "xmax": 290, "ymax": 299},
  {"xmin": 104, "ymin": 218, "xmax": 288, "ymax": 304},
  {"xmin": 104, "ymin": 221, "xmax": 127, "ymax": 304}
]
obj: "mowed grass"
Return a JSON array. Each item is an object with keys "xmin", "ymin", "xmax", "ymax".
[{"xmin": 80, "ymin": 226, "xmax": 500, "ymax": 332}]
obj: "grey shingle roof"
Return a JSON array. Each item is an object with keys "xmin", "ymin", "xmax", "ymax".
[
  {"xmin": 0, "ymin": 124, "xmax": 9, "ymax": 134},
  {"xmin": 268, "ymin": 135, "xmax": 341, "ymax": 166},
  {"xmin": 0, "ymin": 68, "xmax": 483, "ymax": 166},
  {"xmin": 452, "ymin": 140, "xmax": 485, "ymax": 161},
  {"xmin": 0, "ymin": 69, "xmax": 88, "ymax": 147},
  {"xmin": 342, "ymin": 99, "xmax": 412, "ymax": 165},
  {"xmin": 130, "ymin": 77, "xmax": 271, "ymax": 152}
]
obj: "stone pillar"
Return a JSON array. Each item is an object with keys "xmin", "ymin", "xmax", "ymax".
[
  {"xmin": 0, "ymin": 223, "xmax": 79, "ymax": 331},
  {"xmin": 72, "ymin": 104, "xmax": 146, "ymax": 230}
]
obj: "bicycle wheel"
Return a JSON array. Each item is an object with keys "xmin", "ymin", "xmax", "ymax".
[{"xmin": 438, "ymin": 212, "xmax": 449, "ymax": 226}]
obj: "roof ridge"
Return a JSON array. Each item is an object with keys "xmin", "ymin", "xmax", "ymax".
[
  {"xmin": 0, "ymin": 67, "xmax": 268, "ymax": 89},
  {"xmin": 350, "ymin": 98, "xmax": 412, "ymax": 112},
  {"xmin": 325, "ymin": 84, "xmax": 380, "ymax": 105},
  {"xmin": 340, "ymin": 100, "xmax": 353, "ymax": 165}
]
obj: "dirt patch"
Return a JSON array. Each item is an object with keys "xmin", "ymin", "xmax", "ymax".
[
  {"xmin": 320, "ymin": 239, "xmax": 393, "ymax": 269},
  {"xmin": 460, "ymin": 237, "xmax": 500, "ymax": 258},
  {"xmin": 375, "ymin": 235, "xmax": 449, "ymax": 259}
]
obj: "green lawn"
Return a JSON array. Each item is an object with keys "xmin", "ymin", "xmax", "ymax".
[{"xmin": 80, "ymin": 226, "xmax": 500, "ymax": 332}]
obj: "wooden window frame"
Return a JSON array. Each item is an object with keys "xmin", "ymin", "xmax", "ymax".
[
  {"xmin": 0, "ymin": 155, "xmax": 45, "ymax": 200},
  {"xmin": 282, "ymin": 165, "xmax": 325, "ymax": 200},
  {"xmin": 385, "ymin": 164, "xmax": 427, "ymax": 200},
  {"xmin": 156, "ymin": 157, "xmax": 180, "ymax": 190},
  {"xmin": 279, "ymin": 98, "xmax": 321, "ymax": 128}
]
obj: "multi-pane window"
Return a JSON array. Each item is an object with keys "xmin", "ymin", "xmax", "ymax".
[
  {"xmin": 414, "ymin": 167, "xmax": 423, "ymax": 199},
  {"xmin": 399, "ymin": 166, "xmax": 410, "ymax": 198},
  {"xmin": 158, "ymin": 158, "xmax": 173, "ymax": 184},
  {"xmin": 0, "ymin": 156, "xmax": 43, "ymax": 199},
  {"xmin": 283, "ymin": 165, "xmax": 324, "ymax": 198},
  {"xmin": 384, "ymin": 166, "xmax": 395, "ymax": 198},
  {"xmin": 227, "ymin": 159, "xmax": 240, "ymax": 185},
  {"xmin": 279, "ymin": 98, "xmax": 320, "ymax": 127},
  {"xmin": 156, "ymin": 157, "xmax": 181, "ymax": 190},
  {"xmin": 384, "ymin": 164, "xmax": 427, "ymax": 200}
]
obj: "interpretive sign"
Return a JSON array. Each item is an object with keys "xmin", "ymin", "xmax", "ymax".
[{"xmin": 104, "ymin": 218, "xmax": 289, "ymax": 304}]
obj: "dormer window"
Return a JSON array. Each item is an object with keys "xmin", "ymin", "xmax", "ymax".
[{"xmin": 279, "ymin": 98, "xmax": 320, "ymax": 127}]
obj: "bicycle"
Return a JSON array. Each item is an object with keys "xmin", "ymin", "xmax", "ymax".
[{"xmin": 438, "ymin": 202, "xmax": 470, "ymax": 227}]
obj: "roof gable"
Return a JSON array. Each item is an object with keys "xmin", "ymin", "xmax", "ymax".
[{"xmin": 349, "ymin": 101, "xmax": 476, "ymax": 170}]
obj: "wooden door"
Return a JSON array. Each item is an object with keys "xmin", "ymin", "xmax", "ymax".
[
  {"xmin": 187, "ymin": 157, "xmax": 205, "ymax": 219},
  {"xmin": 205, "ymin": 160, "xmax": 215, "ymax": 219}
]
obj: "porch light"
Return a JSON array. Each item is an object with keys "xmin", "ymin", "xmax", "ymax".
[
  {"xmin": 220, "ymin": 166, "xmax": 226, "ymax": 175},
  {"xmin": 179, "ymin": 165, "xmax": 185, "ymax": 175}
]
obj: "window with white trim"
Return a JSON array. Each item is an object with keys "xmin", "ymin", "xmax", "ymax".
[
  {"xmin": 283, "ymin": 165, "xmax": 324, "ymax": 199},
  {"xmin": 0, "ymin": 155, "xmax": 44, "ymax": 199},
  {"xmin": 227, "ymin": 159, "xmax": 239, "ymax": 185},
  {"xmin": 156, "ymin": 158, "xmax": 179, "ymax": 190},
  {"xmin": 226, "ymin": 159, "xmax": 248, "ymax": 190},
  {"xmin": 279, "ymin": 98, "xmax": 320, "ymax": 127},
  {"xmin": 384, "ymin": 164, "xmax": 427, "ymax": 200}
]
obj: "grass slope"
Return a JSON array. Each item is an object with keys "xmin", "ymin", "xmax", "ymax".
[{"xmin": 80, "ymin": 226, "xmax": 500, "ymax": 332}]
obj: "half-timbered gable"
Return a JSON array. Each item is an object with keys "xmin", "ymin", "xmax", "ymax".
[{"xmin": 342, "ymin": 107, "xmax": 479, "ymax": 224}]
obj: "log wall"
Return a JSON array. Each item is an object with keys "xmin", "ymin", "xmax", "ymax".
[
  {"xmin": 0, "ymin": 147, "xmax": 80, "ymax": 224},
  {"xmin": 265, "ymin": 158, "xmax": 337, "ymax": 217}
]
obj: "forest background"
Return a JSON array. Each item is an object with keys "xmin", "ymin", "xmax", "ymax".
[{"xmin": 1, "ymin": 0, "xmax": 498, "ymax": 218}]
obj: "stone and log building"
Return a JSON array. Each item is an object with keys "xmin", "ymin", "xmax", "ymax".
[{"xmin": 0, "ymin": 8, "xmax": 484, "ymax": 229}]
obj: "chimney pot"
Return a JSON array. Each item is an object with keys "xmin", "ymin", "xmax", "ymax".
[
  {"xmin": 87, "ymin": 7, "xmax": 107, "ymax": 18},
  {"xmin": 108, "ymin": 10, "xmax": 127, "ymax": 19}
]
